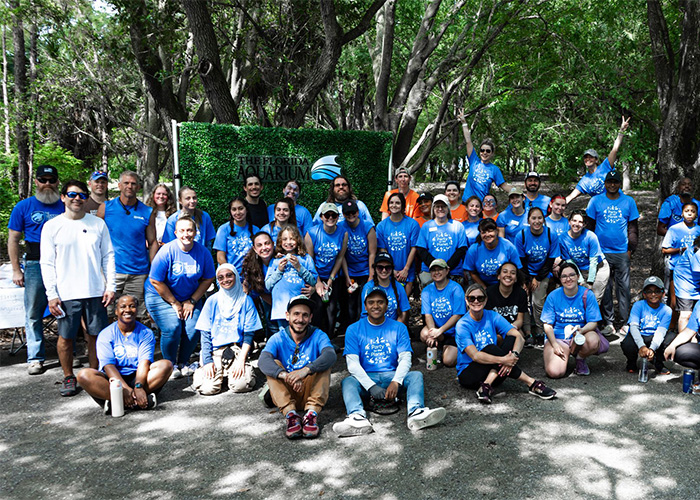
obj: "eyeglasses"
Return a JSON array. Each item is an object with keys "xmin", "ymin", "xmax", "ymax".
[
  {"xmin": 323, "ymin": 212, "xmax": 338, "ymax": 219},
  {"xmin": 376, "ymin": 265, "xmax": 393, "ymax": 271},
  {"xmin": 66, "ymin": 191, "xmax": 88, "ymax": 200},
  {"xmin": 560, "ymin": 273, "xmax": 578, "ymax": 281},
  {"xmin": 37, "ymin": 177, "xmax": 57, "ymax": 184},
  {"xmin": 334, "ymin": 182, "xmax": 348, "ymax": 188},
  {"xmin": 292, "ymin": 345, "xmax": 300, "ymax": 364},
  {"xmin": 480, "ymin": 148, "xmax": 492, "ymax": 154},
  {"xmin": 644, "ymin": 288, "xmax": 663, "ymax": 295},
  {"xmin": 467, "ymin": 295, "xmax": 486, "ymax": 303}
]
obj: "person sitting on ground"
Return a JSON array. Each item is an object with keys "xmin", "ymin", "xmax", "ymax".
[
  {"xmin": 540, "ymin": 262, "xmax": 605, "ymax": 378},
  {"xmin": 664, "ymin": 299, "xmax": 700, "ymax": 371},
  {"xmin": 419, "ymin": 259, "xmax": 466, "ymax": 368},
  {"xmin": 455, "ymin": 283, "xmax": 556, "ymax": 404},
  {"xmin": 77, "ymin": 295, "xmax": 173, "ymax": 414},
  {"xmin": 192, "ymin": 264, "xmax": 261, "ymax": 395},
  {"xmin": 333, "ymin": 288, "xmax": 446, "ymax": 436},
  {"xmin": 485, "ymin": 262, "xmax": 528, "ymax": 343},
  {"xmin": 258, "ymin": 295, "xmax": 337, "ymax": 439},
  {"xmin": 621, "ymin": 276, "xmax": 673, "ymax": 375},
  {"xmin": 360, "ymin": 252, "xmax": 411, "ymax": 325}
]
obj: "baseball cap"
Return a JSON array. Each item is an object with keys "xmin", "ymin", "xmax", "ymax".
[
  {"xmin": 417, "ymin": 192, "xmax": 433, "ymax": 202},
  {"xmin": 643, "ymin": 276, "xmax": 664, "ymax": 291},
  {"xmin": 394, "ymin": 166, "xmax": 410, "ymax": 177},
  {"xmin": 605, "ymin": 171, "xmax": 622, "ymax": 183},
  {"xmin": 341, "ymin": 200, "xmax": 359, "ymax": 215},
  {"xmin": 432, "ymin": 194, "xmax": 449, "ymax": 206},
  {"xmin": 508, "ymin": 187, "xmax": 524, "ymax": 196},
  {"xmin": 319, "ymin": 202, "xmax": 339, "ymax": 215},
  {"xmin": 287, "ymin": 295, "xmax": 314, "ymax": 312},
  {"xmin": 583, "ymin": 149, "xmax": 599, "ymax": 159},
  {"xmin": 90, "ymin": 171, "xmax": 108, "ymax": 181},
  {"xmin": 429, "ymin": 258, "xmax": 449, "ymax": 270},
  {"xmin": 364, "ymin": 287, "xmax": 387, "ymax": 302},
  {"xmin": 525, "ymin": 171, "xmax": 540, "ymax": 179},
  {"xmin": 374, "ymin": 251, "xmax": 394, "ymax": 266},
  {"xmin": 36, "ymin": 165, "xmax": 58, "ymax": 180}
]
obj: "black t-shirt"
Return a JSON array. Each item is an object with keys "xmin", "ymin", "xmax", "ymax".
[
  {"xmin": 485, "ymin": 284, "xmax": 528, "ymax": 324},
  {"xmin": 247, "ymin": 199, "xmax": 269, "ymax": 229}
]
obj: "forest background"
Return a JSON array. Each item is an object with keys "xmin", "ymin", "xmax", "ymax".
[{"xmin": 0, "ymin": 0, "xmax": 699, "ymax": 239}]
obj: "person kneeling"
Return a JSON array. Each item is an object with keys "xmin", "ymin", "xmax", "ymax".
[
  {"xmin": 455, "ymin": 284, "xmax": 556, "ymax": 403},
  {"xmin": 193, "ymin": 264, "xmax": 261, "ymax": 395},
  {"xmin": 258, "ymin": 295, "xmax": 337, "ymax": 439},
  {"xmin": 77, "ymin": 295, "xmax": 173, "ymax": 414},
  {"xmin": 333, "ymin": 288, "xmax": 446, "ymax": 437}
]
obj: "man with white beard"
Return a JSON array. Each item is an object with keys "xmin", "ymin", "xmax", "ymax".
[{"xmin": 8, "ymin": 165, "xmax": 64, "ymax": 375}]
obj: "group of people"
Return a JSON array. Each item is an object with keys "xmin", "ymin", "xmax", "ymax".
[{"xmin": 8, "ymin": 114, "xmax": 700, "ymax": 439}]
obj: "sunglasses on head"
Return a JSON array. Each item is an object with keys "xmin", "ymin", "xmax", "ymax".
[
  {"xmin": 467, "ymin": 295, "xmax": 486, "ymax": 303},
  {"xmin": 37, "ymin": 177, "xmax": 57, "ymax": 184},
  {"xmin": 66, "ymin": 191, "xmax": 88, "ymax": 200},
  {"xmin": 292, "ymin": 345, "xmax": 300, "ymax": 364}
]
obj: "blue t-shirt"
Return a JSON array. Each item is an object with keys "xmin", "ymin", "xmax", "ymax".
[
  {"xmin": 313, "ymin": 199, "xmax": 374, "ymax": 225},
  {"xmin": 416, "ymin": 219, "xmax": 468, "ymax": 275},
  {"xmin": 685, "ymin": 301, "xmax": 700, "ymax": 334},
  {"xmin": 306, "ymin": 224, "xmax": 346, "ymax": 279},
  {"xmin": 268, "ymin": 203, "xmax": 314, "ymax": 238},
  {"xmin": 360, "ymin": 280, "xmax": 410, "ymax": 321},
  {"xmin": 586, "ymin": 193, "xmax": 639, "ymax": 253},
  {"xmin": 263, "ymin": 326, "xmax": 333, "ymax": 372},
  {"xmin": 376, "ymin": 216, "xmax": 420, "ymax": 282},
  {"xmin": 421, "ymin": 280, "xmax": 467, "ymax": 336},
  {"xmin": 575, "ymin": 158, "xmax": 613, "ymax": 196},
  {"xmin": 464, "ymin": 238, "xmax": 521, "ymax": 286},
  {"xmin": 545, "ymin": 216, "xmax": 569, "ymax": 238},
  {"xmin": 461, "ymin": 149, "xmax": 506, "ymax": 202},
  {"xmin": 662, "ymin": 223, "xmax": 700, "ymax": 270},
  {"xmin": 161, "ymin": 210, "xmax": 216, "ymax": 247},
  {"xmin": 265, "ymin": 254, "xmax": 317, "ymax": 320},
  {"xmin": 97, "ymin": 321, "xmax": 155, "ymax": 376},
  {"xmin": 8, "ymin": 196, "xmax": 64, "ymax": 244},
  {"xmin": 340, "ymin": 219, "xmax": 376, "ymax": 277},
  {"xmin": 462, "ymin": 220, "xmax": 481, "ymax": 246},
  {"xmin": 559, "ymin": 229, "xmax": 604, "ymax": 271},
  {"xmin": 145, "ymin": 240, "xmax": 216, "ymax": 302},
  {"xmin": 343, "ymin": 318, "xmax": 412, "ymax": 373},
  {"xmin": 628, "ymin": 300, "xmax": 672, "ymax": 336},
  {"xmin": 496, "ymin": 206, "xmax": 528, "ymax": 243},
  {"xmin": 524, "ymin": 194, "xmax": 551, "ymax": 213},
  {"xmin": 213, "ymin": 222, "xmax": 259, "ymax": 277},
  {"xmin": 260, "ymin": 222, "xmax": 283, "ymax": 245},
  {"xmin": 540, "ymin": 286, "xmax": 602, "ymax": 339},
  {"xmin": 455, "ymin": 310, "xmax": 513, "ymax": 374},
  {"xmin": 103, "ymin": 198, "xmax": 153, "ymax": 275},
  {"xmin": 658, "ymin": 194, "xmax": 700, "ymax": 228},
  {"xmin": 196, "ymin": 294, "xmax": 261, "ymax": 354},
  {"xmin": 515, "ymin": 227, "xmax": 560, "ymax": 275},
  {"xmin": 672, "ymin": 248, "xmax": 700, "ymax": 300}
]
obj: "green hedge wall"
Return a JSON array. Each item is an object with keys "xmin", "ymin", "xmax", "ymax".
[{"xmin": 178, "ymin": 123, "xmax": 393, "ymax": 228}]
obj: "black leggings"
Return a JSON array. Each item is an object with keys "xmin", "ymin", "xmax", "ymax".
[
  {"xmin": 458, "ymin": 336, "xmax": 522, "ymax": 389},
  {"xmin": 620, "ymin": 331, "xmax": 674, "ymax": 370},
  {"xmin": 674, "ymin": 343, "xmax": 700, "ymax": 370}
]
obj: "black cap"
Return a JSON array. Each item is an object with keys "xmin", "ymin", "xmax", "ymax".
[
  {"xmin": 417, "ymin": 192, "xmax": 434, "ymax": 202},
  {"xmin": 36, "ymin": 165, "xmax": 58, "ymax": 180},
  {"xmin": 341, "ymin": 200, "xmax": 359, "ymax": 215},
  {"xmin": 364, "ymin": 287, "xmax": 388, "ymax": 302},
  {"xmin": 287, "ymin": 295, "xmax": 314, "ymax": 312},
  {"xmin": 605, "ymin": 171, "xmax": 622, "ymax": 183},
  {"xmin": 374, "ymin": 251, "xmax": 394, "ymax": 266}
]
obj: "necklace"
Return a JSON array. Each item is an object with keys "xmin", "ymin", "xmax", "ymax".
[{"xmin": 118, "ymin": 197, "xmax": 136, "ymax": 215}]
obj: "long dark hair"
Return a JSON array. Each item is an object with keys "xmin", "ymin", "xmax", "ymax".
[
  {"xmin": 228, "ymin": 196, "xmax": 254, "ymax": 237},
  {"xmin": 326, "ymin": 175, "xmax": 357, "ymax": 202},
  {"xmin": 271, "ymin": 197, "xmax": 297, "ymax": 229},
  {"xmin": 241, "ymin": 231, "xmax": 273, "ymax": 295}
]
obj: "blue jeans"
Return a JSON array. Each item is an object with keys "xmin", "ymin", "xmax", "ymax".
[
  {"xmin": 145, "ymin": 291, "xmax": 202, "ymax": 366},
  {"xmin": 341, "ymin": 370, "xmax": 425, "ymax": 418},
  {"xmin": 24, "ymin": 260, "xmax": 48, "ymax": 363},
  {"xmin": 602, "ymin": 252, "xmax": 631, "ymax": 325}
]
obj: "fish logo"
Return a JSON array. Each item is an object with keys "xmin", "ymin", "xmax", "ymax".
[{"xmin": 311, "ymin": 155, "xmax": 342, "ymax": 181}]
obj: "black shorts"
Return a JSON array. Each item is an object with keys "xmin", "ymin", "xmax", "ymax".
[{"xmin": 676, "ymin": 297, "xmax": 697, "ymax": 312}]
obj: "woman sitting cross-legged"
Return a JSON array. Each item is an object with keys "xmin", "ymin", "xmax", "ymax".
[
  {"xmin": 455, "ymin": 283, "xmax": 556, "ymax": 404},
  {"xmin": 192, "ymin": 264, "xmax": 262, "ymax": 395}
]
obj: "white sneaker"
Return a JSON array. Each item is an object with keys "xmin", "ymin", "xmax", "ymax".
[
  {"xmin": 332, "ymin": 414, "xmax": 374, "ymax": 437},
  {"xmin": 600, "ymin": 324, "xmax": 615, "ymax": 335},
  {"xmin": 27, "ymin": 361, "xmax": 44, "ymax": 375},
  {"xmin": 180, "ymin": 363, "xmax": 196, "ymax": 377},
  {"xmin": 618, "ymin": 325, "xmax": 629, "ymax": 337},
  {"xmin": 170, "ymin": 364, "xmax": 183, "ymax": 379},
  {"xmin": 407, "ymin": 407, "xmax": 446, "ymax": 431}
]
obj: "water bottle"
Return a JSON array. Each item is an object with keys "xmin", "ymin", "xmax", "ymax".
[
  {"xmin": 570, "ymin": 333, "xmax": 586, "ymax": 357},
  {"xmin": 109, "ymin": 378, "xmax": 125, "ymax": 417},
  {"xmin": 426, "ymin": 347, "xmax": 438, "ymax": 371},
  {"xmin": 638, "ymin": 358, "xmax": 649, "ymax": 383}
]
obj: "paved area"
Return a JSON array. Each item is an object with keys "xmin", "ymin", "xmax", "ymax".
[{"xmin": 2, "ymin": 333, "xmax": 700, "ymax": 500}]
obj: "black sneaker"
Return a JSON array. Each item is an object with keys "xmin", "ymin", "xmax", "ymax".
[
  {"xmin": 476, "ymin": 382, "xmax": 493, "ymax": 404},
  {"xmin": 60, "ymin": 375, "xmax": 78, "ymax": 397},
  {"xmin": 147, "ymin": 393, "xmax": 157, "ymax": 410},
  {"xmin": 529, "ymin": 380, "xmax": 556, "ymax": 400},
  {"xmin": 524, "ymin": 336, "xmax": 535, "ymax": 349}
]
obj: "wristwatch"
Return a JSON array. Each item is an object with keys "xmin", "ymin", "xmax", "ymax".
[
  {"xmin": 512, "ymin": 350, "xmax": 520, "ymax": 358},
  {"xmin": 134, "ymin": 383, "xmax": 143, "ymax": 389},
  {"xmin": 188, "ymin": 298, "xmax": 197, "ymax": 305}
]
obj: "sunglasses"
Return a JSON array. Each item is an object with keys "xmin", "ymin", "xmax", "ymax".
[
  {"xmin": 37, "ymin": 177, "xmax": 57, "ymax": 184},
  {"xmin": 467, "ymin": 295, "xmax": 486, "ymax": 303},
  {"xmin": 292, "ymin": 345, "xmax": 300, "ymax": 365},
  {"xmin": 376, "ymin": 265, "xmax": 393, "ymax": 271},
  {"xmin": 66, "ymin": 191, "xmax": 88, "ymax": 200},
  {"xmin": 323, "ymin": 212, "xmax": 338, "ymax": 219},
  {"xmin": 480, "ymin": 148, "xmax": 492, "ymax": 154}
]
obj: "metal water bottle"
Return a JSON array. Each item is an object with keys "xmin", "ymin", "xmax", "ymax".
[
  {"xmin": 110, "ymin": 378, "xmax": 125, "ymax": 417},
  {"xmin": 638, "ymin": 358, "xmax": 649, "ymax": 383},
  {"xmin": 683, "ymin": 369, "xmax": 695, "ymax": 393},
  {"xmin": 426, "ymin": 348, "xmax": 438, "ymax": 371}
]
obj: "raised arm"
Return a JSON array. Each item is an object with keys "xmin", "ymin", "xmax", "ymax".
[
  {"xmin": 457, "ymin": 108, "xmax": 474, "ymax": 158},
  {"xmin": 607, "ymin": 116, "xmax": 631, "ymax": 166}
]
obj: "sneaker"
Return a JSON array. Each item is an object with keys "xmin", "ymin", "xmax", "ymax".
[
  {"xmin": 407, "ymin": 407, "xmax": 446, "ymax": 431},
  {"xmin": 302, "ymin": 410, "xmax": 320, "ymax": 438},
  {"xmin": 72, "ymin": 357, "xmax": 82, "ymax": 368},
  {"xmin": 170, "ymin": 364, "xmax": 183, "ymax": 380},
  {"xmin": 533, "ymin": 335, "xmax": 545, "ymax": 348},
  {"xmin": 147, "ymin": 393, "xmax": 157, "ymax": 410},
  {"xmin": 575, "ymin": 357, "xmax": 590, "ymax": 376},
  {"xmin": 625, "ymin": 364, "xmax": 637, "ymax": 374},
  {"xmin": 656, "ymin": 366, "xmax": 671, "ymax": 376},
  {"xmin": 103, "ymin": 399, "xmax": 111, "ymax": 416},
  {"xmin": 27, "ymin": 361, "xmax": 44, "ymax": 375},
  {"xmin": 476, "ymin": 382, "xmax": 493, "ymax": 404},
  {"xmin": 618, "ymin": 325, "xmax": 629, "ymax": 337},
  {"xmin": 180, "ymin": 363, "xmax": 197, "ymax": 377},
  {"xmin": 600, "ymin": 324, "xmax": 615, "ymax": 336},
  {"xmin": 528, "ymin": 380, "xmax": 557, "ymax": 400},
  {"xmin": 333, "ymin": 414, "xmax": 374, "ymax": 437},
  {"xmin": 60, "ymin": 375, "xmax": 78, "ymax": 397},
  {"xmin": 524, "ymin": 336, "xmax": 535, "ymax": 349},
  {"xmin": 258, "ymin": 383, "xmax": 275, "ymax": 408},
  {"xmin": 285, "ymin": 410, "xmax": 303, "ymax": 439}
]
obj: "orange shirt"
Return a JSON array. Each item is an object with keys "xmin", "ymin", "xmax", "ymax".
[
  {"xmin": 413, "ymin": 215, "xmax": 431, "ymax": 227},
  {"xmin": 450, "ymin": 204, "xmax": 468, "ymax": 223},
  {"xmin": 380, "ymin": 189, "xmax": 420, "ymax": 218}
]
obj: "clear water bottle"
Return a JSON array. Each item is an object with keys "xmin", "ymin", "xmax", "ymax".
[{"xmin": 638, "ymin": 357, "xmax": 649, "ymax": 383}]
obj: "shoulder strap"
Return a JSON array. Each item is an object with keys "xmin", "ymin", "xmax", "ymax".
[{"xmin": 582, "ymin": 287, "xmax": 589, "ymax": 321}]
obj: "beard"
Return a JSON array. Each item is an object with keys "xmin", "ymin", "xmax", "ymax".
[{"xmin": 36, "ymin": 187, "xmax": 60, "ymax": 205}]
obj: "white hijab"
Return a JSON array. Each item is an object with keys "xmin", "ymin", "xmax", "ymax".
[{"xmin": 215, "ymin": 264, "xmax": 246, "ymax": 321}]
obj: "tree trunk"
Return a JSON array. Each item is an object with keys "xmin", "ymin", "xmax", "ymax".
[
  {"xmin": 2, "ymin": 25, "xmax": 10, "ymax": 155},
  {"xmin": 11, "ymin": 0, "xmax": 29, "ymax": 198}
]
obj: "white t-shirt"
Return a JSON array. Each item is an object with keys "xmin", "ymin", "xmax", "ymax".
[
  {"xmin": 40, "ymin": 213, "xmax": 116, "ymax": 301},
  {"xmin": 155, "ymin": 210, "xmax": 168, "ymax": 243}
]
